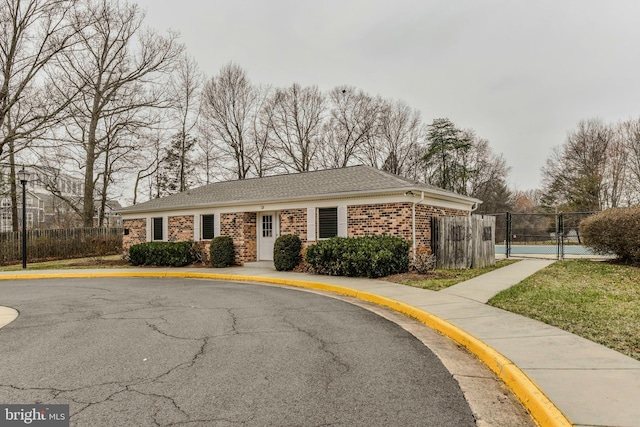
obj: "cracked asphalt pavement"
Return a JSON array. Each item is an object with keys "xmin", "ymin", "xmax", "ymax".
[{"xmin": 0, "ymin": 277, "xmax": 478, "ymax": 426}]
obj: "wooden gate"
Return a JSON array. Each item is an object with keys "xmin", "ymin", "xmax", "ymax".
[{"xmin": 432, "ymin": 215, "xmax": 495, "ymax": 269}]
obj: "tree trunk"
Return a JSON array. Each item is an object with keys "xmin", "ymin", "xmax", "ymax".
[{"xmin": 83, "ymin": 113, "xmax": 98, "ymax": 227}]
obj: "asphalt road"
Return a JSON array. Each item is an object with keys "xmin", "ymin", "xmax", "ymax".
[{"xmin": 0, "ymin": 278, "xmax": 477, "ymax": 426}]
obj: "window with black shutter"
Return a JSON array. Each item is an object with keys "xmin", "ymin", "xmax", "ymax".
[
  {"xmin": 152, "ymin": 217, "xmax": 163, "ymax": 241},
  {"xmin": 202, "ymin": 214, "xmax": 215, "ymax": 240},
  {"xmin": 318, "ymin": 207, "xmax": 338, "ymax": 239}
]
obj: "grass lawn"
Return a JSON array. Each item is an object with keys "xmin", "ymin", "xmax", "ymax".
[
  {"xmin": 489, "ymin": 259, "xmax": 640, "ymax": 361},
  {"xmin": 0, "ymin": 254, "xmax": 130, "ymax": 271},
  {"xmin": 391, "ymin": 259, "xmax": 519, "ymax": 291}
]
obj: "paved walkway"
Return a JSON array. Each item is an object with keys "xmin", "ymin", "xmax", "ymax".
[{"xmin": 1, "ymin": 260, "xmax": 639, "ymax": 427}]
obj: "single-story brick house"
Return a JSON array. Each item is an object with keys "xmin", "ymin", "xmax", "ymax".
[{"xmin": 119, "ymin": 166, "xmax": 481, "ymax": 264}]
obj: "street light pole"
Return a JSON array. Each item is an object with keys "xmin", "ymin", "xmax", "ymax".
[{"xmin": 17, "ymin": 167, "xmax": 30, "ymax": 269}]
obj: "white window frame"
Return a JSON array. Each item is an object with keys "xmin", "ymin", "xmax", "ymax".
[
  {"xmin": 309, "ymin": 206, "xmax": 348, "ymax": 240},
  {"xmin": 148, "ymin": 216, "xmax": 167, "ymax": 242}
]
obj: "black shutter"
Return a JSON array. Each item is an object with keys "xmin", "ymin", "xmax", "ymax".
[
  {"xmin": 153, "ymin": 217, "xmax": 163, "ymax": 241},
  {"xmin": 318, "ymin": 208, "xmax": 338, "ymax": 238},
  {"xmin": 202, "ymin": 215, "xmax": 215, "ymax": 239}
]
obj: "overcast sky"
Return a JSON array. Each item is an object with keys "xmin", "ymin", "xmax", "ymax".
[{"xmin": 131, "ymin": 0, "xmax": 640, "ymax": 190}]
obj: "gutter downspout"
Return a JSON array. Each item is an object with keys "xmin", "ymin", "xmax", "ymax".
[{"xmin": 412, "ymin": 191, "xmax": 425, "ymax": 264}]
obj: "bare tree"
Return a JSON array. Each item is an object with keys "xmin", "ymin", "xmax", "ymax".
[
  {"xmin": 48, "ymin": 0, "xmax": 182, "ymax": 226},
  {"xmin": 462, "ymin": 134, "xmax": 512, "ymax": 213},
  {"xmin": 602, "ymin": 127, "xmax": 628, "ymax": 208},
  {"xmin": 194, "ymin": 120, "xmax": 218, "ymax": 185},
  {"xmin": 94, "ymin": 111, "xmax": 141, "ymax": 226},
  {"xmin": 167, "ymin": 54, "xmax": 201, "ymax": 191},
  {"xmin": 131, "ymin": 128, "xmax": 165, "ymax": 203},
  {"xmin": 266, "ymin": 83, "xmax": 325, "ymax": 172},
  {"xmin": 361, "ymin": 99, "xmax": 423, "ymax": 179},
  {"xmin": 541, "ymin": 119, "xmax": 613, "ymax": 211},
  {"xmin": 0, "ymin": 0, "xmax": 80, "ymax": 159},
  {"xmin": 620, "ymin": 118, "xmax": 640, "ymax": 204},
  {"xmin": 318, "ymin": 86, "xmax": 380, "ymax": 169},
  {"xmin": 200, "ymin": 63, "xmax": 255, "ymax": 180},
  {"xmin": 246, "ymin": 84, "xmax": 276, "ymax": 177}
]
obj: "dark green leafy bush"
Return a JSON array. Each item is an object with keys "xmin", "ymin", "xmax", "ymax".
[
  {"xmin": 210, "ymin": 236, "xmax": 235, "ymax": 267},
  {"xmin": 580, "ymin": 207, "xmax": 640, "ymax": 262},
  {"xmin": 128, "ymin": 242, "xmax": 196, "ymax": 266},
  {"xmin": 128, "ymin": 243, "xmax": 149, "ymax": 266},
  {"xmin": 273, "ymin": 234, "xmax": 302, "ymax": 271},
  {"xmin": 305, "ymin": 235, "xmax": 410, "ymax": 278}
]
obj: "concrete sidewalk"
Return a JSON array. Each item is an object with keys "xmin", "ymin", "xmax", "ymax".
[{"xmin": 1, "ymin": 260, "xmax": 639, "ymax": 427}]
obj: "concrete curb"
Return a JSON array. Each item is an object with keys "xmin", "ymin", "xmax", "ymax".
[{"xmin": 0, "ymin": 271, "xmax": 573, "ymax": 427}]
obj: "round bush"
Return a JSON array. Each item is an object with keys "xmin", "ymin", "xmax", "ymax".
[
  {"xmin": 580, "ymin": 207, "xmax": 640, "ymax": 262},
  {"xmin": 273, "ymin": 234, "xmax": 302, "ymax": 271},
  {"xmin": 210, "ymin": 236, "xmax": 235, "ymax": 268}
]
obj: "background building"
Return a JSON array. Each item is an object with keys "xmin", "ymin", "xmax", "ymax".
[{"xmin": 0, "ymin": 164, "xmax": 121, "ymax": 230}]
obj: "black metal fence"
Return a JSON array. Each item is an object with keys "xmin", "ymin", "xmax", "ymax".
[
  {"xmin": 489, "ymin": 212, "xmax": 600, "ymax": 259},
  {"xmin": 0, "ymin": 227, "xmax": 123, "ymax": 265}
]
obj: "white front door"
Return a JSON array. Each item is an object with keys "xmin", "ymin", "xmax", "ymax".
[{"xmin": 258, "ymin": 212, "xmax": 277, "ymax": 260}]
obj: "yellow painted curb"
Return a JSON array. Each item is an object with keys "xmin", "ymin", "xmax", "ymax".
[{"xmin": 0, "ymin": 271, "xmax": 573, "ymax": 427}]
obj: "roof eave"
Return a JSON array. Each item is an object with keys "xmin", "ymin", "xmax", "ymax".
[
  {"xmin": 118, "ymin": 186, "xmax": 478, "ymax": 215},
  {"xmin": 405, "ymin": 187, "xmax": 482, "ymax": 205}
]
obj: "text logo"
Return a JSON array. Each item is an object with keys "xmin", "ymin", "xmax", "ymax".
[{"xmin": 0, "ymin": 405, "xmax": 69, "ymax": 427}]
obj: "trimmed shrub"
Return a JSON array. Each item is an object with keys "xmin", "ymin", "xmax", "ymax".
[
  {"xmin": 305, "ymin": 235, "xmax": 410, "ymax": 278},
  {"xmin": 128, "ymin": 242, "xmax": 195, "ymax": 267},
  {"xmin": 210, "ymin": 236, "xmax": 235, "ymax": 268},
  {"xmin": 128, "ymin": 243, "xmax": 149, "ymax": 266},
  {"xmin": 580, "ymin": 207, "xmax": 640, "ymax": 262},
  {"xmin": 273, "ymin": 234, "xmax": 302, "ymax": 271}
]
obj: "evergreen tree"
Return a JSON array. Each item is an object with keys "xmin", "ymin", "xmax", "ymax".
[
  {"xmin": 156, "ymin": 131, "xmax": 197, "ymax": 196},
  {"xmin": 423, "ymin": 118, "xmax": 474, "ymax": 194}
]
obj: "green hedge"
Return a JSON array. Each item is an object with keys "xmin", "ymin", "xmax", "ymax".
[
  {"xmin": 580, "ymin": 207, "xmax": 640, "ymax": 262},
  {"xmin": 305, "ymin": 235, "xmax": 410, "ymax": 278},
  {"xmin": 273, "ymin": 234, "xmax": 302, "ymax": 271},
  {"xmin": 128, "ymin": 242, "xmax": 198, "ymax": 267},
  {"xmin": 210, "ymin": 236, "xmax": 235, "ymax": 268}
]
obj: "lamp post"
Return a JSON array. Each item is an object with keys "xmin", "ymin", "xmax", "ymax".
[{"xmin": 17, "ymin": 167, "xmax": 30, "ymax": 269}]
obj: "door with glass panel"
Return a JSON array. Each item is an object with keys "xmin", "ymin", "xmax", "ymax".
[{"xmin": 258, "ymin": 212, "xmax": 277, "ymax": 260}]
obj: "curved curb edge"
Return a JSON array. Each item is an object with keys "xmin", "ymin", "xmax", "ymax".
[
  {"xmin": 0, "ymin": 271, "xmax": 573, "ymax": 427},
  {"xmin": 0, "ymin": 306, "xmax": 19, "ymax": 329}
]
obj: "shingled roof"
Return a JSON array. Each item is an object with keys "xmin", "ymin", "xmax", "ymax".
[{"xmin": 119, "ymin": 165, "xmax": 479, "ymax": 214}]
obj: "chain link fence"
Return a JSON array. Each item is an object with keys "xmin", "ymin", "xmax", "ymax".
[{"xmin": 488, "ymin": 212, "xmax": 603, "ymax": 259}]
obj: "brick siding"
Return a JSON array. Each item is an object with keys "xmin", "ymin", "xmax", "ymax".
[
  {"xmin": 348, "ymin": 202, "xmax": 414, "ymax": 240},
  {"xmin": 168, "ymin": 215, "xmax": 194, "ymax": 242},
  {"xmin": 221, "ymin": 212, "xmax": 257, "ymax": 265},
  {"xmin": 122, "ymin": 218, "xmax": 146, "ymax": 250},
  {"xmin": 280, "ymin": 208, "xmax": 307, "ymax": 243},
  {"xmin": 121, "ymin": 202, "xmax": 469, "ymax": 264},
  {"xmin": 347, "ymin": 203, "xmax": 469, "ymax": 255}
]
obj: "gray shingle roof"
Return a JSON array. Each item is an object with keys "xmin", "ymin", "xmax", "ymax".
[{"xmin": 119, "ymin": 165, "xmax": 478, "ymax": 214}]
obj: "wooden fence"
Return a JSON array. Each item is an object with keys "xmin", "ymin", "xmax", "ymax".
[
  {"xmin": 0, "ymin": 227, "xmax": 122, "ymax": 265},
  {"xmin": 432, "ymin": 215, "xmax": 495, "ymax": 269}
]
